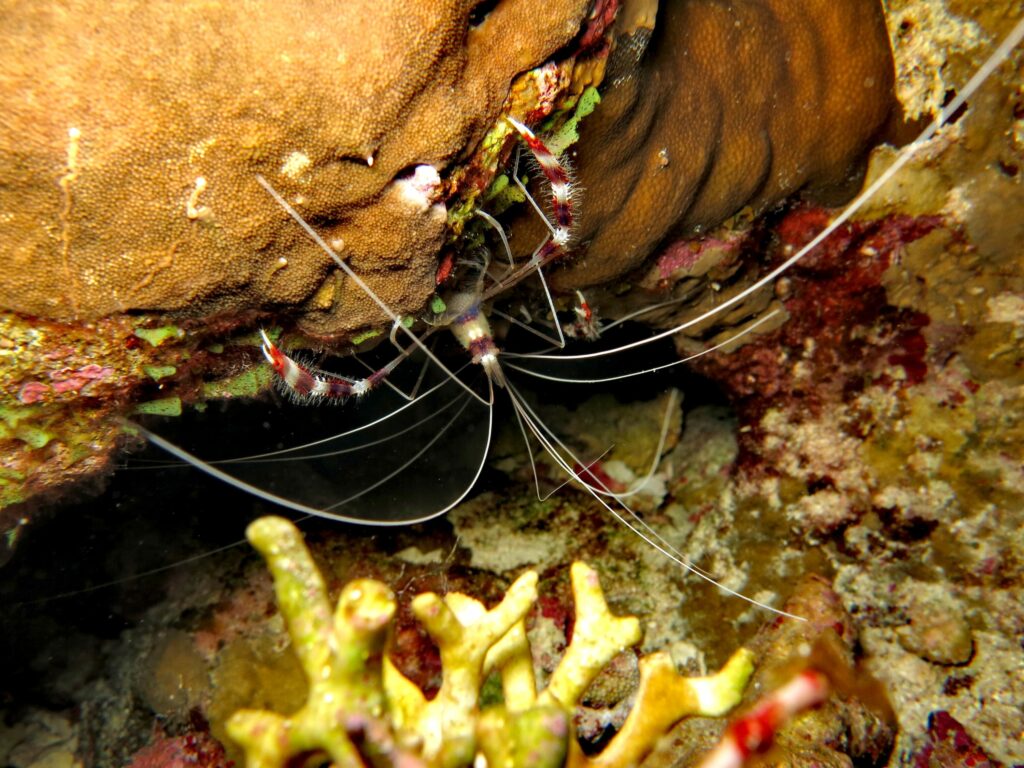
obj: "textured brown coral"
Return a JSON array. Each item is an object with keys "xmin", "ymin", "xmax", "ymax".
[
  {"xmin": 542, "ymin": 0, "xmax": 896, "ymax": 290},
  {"xmin": 0, "ymin": 0, "xmax": 589, "ymax": 336}
]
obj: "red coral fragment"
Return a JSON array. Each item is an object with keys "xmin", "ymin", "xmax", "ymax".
[
  {"xmin": 577, "ymin": 0, "xmax": 620, "ymax": 52},
  {"xmin": 572, "ymin": 459, "xmax": 627, "ymax": 494},
  {"xmin": 127, "ymin": 731, "xmax": 233, "ymax": 768},
  {"xmin": 691, "ymin": 207, "xmax": 945, "ymax": 415},
  {"xmin": 912, "ymin": 711, "xmax": 1004, "ymax": 768}
]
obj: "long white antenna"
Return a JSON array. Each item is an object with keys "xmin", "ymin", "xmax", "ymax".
[{"xmin": 256, "ymin": 175, "xmax": 489, "ymax": 406}]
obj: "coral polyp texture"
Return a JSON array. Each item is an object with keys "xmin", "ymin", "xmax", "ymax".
[
  {"xmin": 0, "ymin": 0, "xmax": 594, "ymax": 334},
  {"xmin": 227, "ymin": 516, "xmax": 755, "ymax": 768}
]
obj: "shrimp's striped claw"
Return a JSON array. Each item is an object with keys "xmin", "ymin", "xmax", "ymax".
[
  {"xmin": 259, "ymin": 329, "xmax": 374, "ymax": 401},
  {"xmin": 507, "ymin": 116, "xmax": 576, "ymax": 249}
]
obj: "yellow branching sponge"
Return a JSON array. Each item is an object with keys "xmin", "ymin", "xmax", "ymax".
[{"xmin": 228, "ymin": 517, "xmax": 755, "ymax": 768}]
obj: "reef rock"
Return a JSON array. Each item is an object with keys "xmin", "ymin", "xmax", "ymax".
[{"xmin": 0, "ymin": 0, "xmax": 589, "ymax": 336}]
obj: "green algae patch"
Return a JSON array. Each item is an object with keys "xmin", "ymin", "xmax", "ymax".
[
  {"xmin": 133, "ymin": 397, "xmax": 182, "ymax": 417},
  {"xmin": 143, "ymin": 365, "xmax": 177, "ymax": 381},
  {"xmin": 546, "ymin": 86, "xmax": 601, "ymax": 156},
  {"xmin": 0, "ymin": 405, "xmax": 55, "ymax": 448},
  {"xmin": 202, "ymin": 365, "xmax": 274, "ymax": 400},
  {"xmin": 351, "ymin": 328, "xmax": 383, "ymax": 346},
  {"xmin": 134, "ymin": 325, "xmax": 185, "ymax": 347},
  {"xmin": 484, "ymin": 173, "xmax": 528, "ymax": 215}
]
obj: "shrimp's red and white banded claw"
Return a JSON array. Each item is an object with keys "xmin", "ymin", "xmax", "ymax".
[
  {"xmin": 697, "ymin": 669, "xmax": 830, "ymax": 768},
  {"xmin": 507, "ymin": 115, "xmax": 577, "ymax": 258},
  {"xmin": 568, "ymin": 290, "xmax": 601, "ymax": 341},
  {"xmin": 259, "ymin": 329, "xmax": 381, "ymax": 401}
]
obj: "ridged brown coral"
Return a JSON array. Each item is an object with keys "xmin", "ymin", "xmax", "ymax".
[{"xmin": 541, "ymin": 0, "xmax": 895, "ymax": 290}]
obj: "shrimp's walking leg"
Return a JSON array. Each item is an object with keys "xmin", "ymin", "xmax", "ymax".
[{"xmin": 494, "ymin": 117, "xmax": 581, "ymax": 348}]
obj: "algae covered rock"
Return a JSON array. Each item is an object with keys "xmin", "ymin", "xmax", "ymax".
[{"xmin": 0, "ymin": 0, "xmax": 589, "ymax": 336}]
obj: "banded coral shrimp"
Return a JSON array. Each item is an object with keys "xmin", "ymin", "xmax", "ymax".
[
  {"xmin": 6, "ymin": 7, "xmax": 1021, "ymax": 598},
  {"xmin": 6, "ymin": 13, "xmax": 1024, "ymax": 768}
]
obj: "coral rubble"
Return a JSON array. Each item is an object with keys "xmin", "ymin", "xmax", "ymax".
[{"xmin": 226, "ymin": 515, "xmax": 754, "ymax": 768}]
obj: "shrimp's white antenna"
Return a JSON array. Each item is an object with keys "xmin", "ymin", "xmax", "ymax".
[
  {"xmin": 505, "ymin": 380, "xmax": 805, "ymax": 620},
  {"xmin": 505, "ymin": 310, "xmax": 782, "ymax": 384}
]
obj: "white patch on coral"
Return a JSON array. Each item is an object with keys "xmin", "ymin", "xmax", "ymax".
[
  {"xmin": 884, "ymin": 0, "xmax": 987, "ymax": 121},
  {"xmin": 186, "ymin": 176, "xmax": 212, "ymax": 221},
  {"xmin": 759, "ymin": 407, "xmax": 869, "ymax": 495},
  {"xmin": 666, "ymin": 640, "xmax": 706, "ymax": 675},
  {"xmin": 788, "ymin": 489, "xmax": 855, "ymax": 533},
  {"xmin": 280, "ymin": 151, "xmax": 311, "ymax": 180},
  {"xmin": 393, "ymin": 546, "xmax": 444, "ymax": 565},
  {"xmin": 188, "ymin": 137, "xmax": 217, "ymax": 163},
  {"xmin": 601, "ymin": 459, "xmax": 668, "ymax": 506},
  {"xmin": 396, "ymin": 164, "xmax": 442, "ymax": 213},
  {"xmin": 448, "ymin": 493, "xmax": 566, "ymax": 572},
  {"xmin": 873, "ymin": 480, "xmax": 959, "ymax": 523},
  {"xmin": 986, "ymin": 293, "xmax": 1024, "ymax": 325}
]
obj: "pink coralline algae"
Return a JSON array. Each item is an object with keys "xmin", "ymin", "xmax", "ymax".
[
  {"xmin": 18, "ymin": 364, "xmax": 115, "ymax": 404},
  {"xmin": 690, "ymin": 206, "xmax": 945, "ymax": 409},
  {"xmin": 127, "ymin": 730, "xmax": 232, "ymax": 768},
  {"xmin": 655, "ymin": 233, "xmax": 746, "ymax": 282}
]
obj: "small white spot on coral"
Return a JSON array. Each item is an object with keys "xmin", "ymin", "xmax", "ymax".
[
  {"xmin": 269, "ymin": 256, "xmax": 289, "ymax": 277},
  {"xmin": 188, "ymin": 137, "xmax": 216, "ymax": 163},
  {"xmin": 186, "ymin": 176, "xmax": 212, "ymax": 221},
  {"xmin": 280, "ymin": 151, "xmax": 312, "ymax": 179},
  {"xmin": 396, "ymin": 165, "xmax": 442, "ymax": 213},
  {"xmin": 986, "ymin": 293, "xmax": 1024, "ymax": 325}
]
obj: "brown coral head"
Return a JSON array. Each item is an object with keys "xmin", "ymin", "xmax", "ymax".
[
  {"xmin": 0, "ymin": 0, "xmax": 595, "ymax": 337},
  {"xmin": 543, "ymin": 0, "xmax": 896, "ymax": 291}
]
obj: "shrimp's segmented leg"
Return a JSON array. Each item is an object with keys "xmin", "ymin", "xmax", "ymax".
[
  {"xmin": 507, "ymin": 116, "xmax": 576, "ymax": 262},
  {"xmin": 260, "ymin": 330, "xmax": 395, "ymax": 402},
  {"xmin": 481, "ymin": 116, "xmax": 581, "ymax": 351},
  {"xmin": 568, "ymin": 290, "xmax": 601, "ymax": 341}
]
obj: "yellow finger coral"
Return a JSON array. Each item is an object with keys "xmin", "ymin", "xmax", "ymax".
[{"xmin": 228, "ymin": 516, "xmax": 755, "ymax": 768}]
